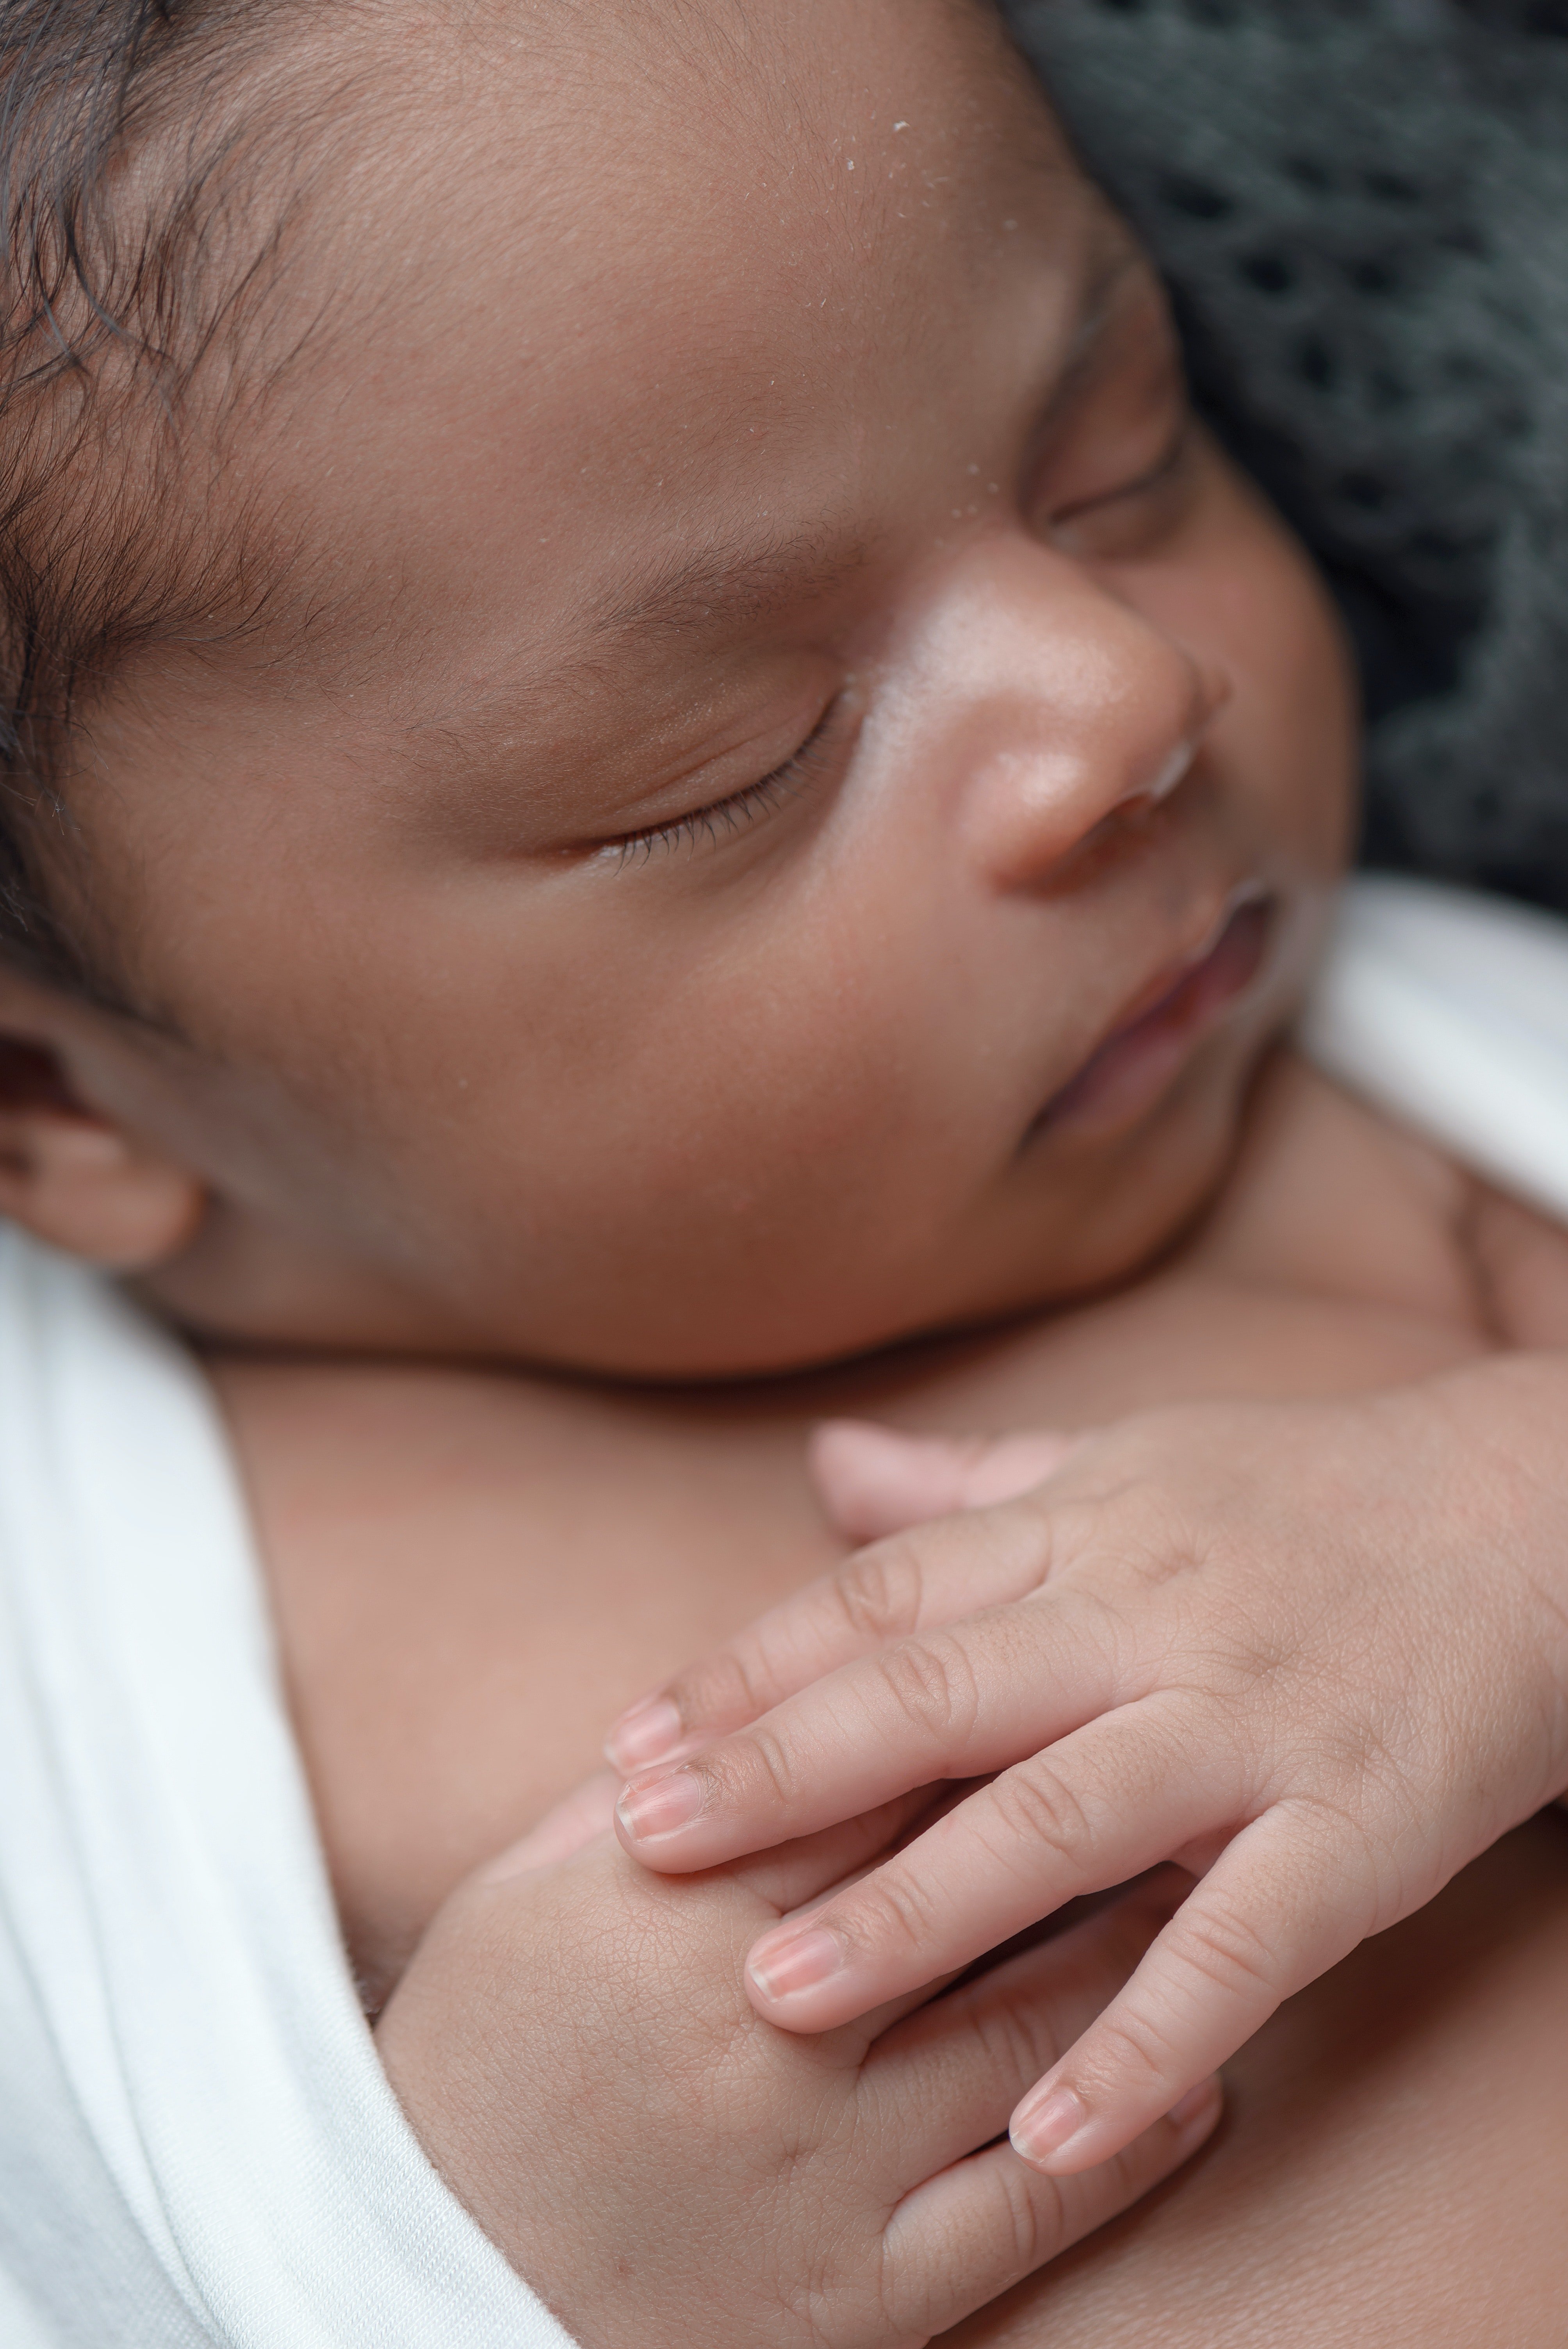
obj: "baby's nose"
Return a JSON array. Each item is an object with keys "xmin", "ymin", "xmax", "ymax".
[{"xmin": 957, "ymin": 572, "xmax": 1230, "ymax": 889}]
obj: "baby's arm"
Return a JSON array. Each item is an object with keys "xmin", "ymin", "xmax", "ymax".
[
  {"xmin": 375, "ymin": 1784, "xmax": 1218, "ymax": 2348},
  {"xmin": 604, "ymin": 1348, "xmax": 1568, "ymax": 2178}
]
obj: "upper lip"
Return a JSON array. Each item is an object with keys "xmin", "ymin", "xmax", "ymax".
[
  {"xmin": 1113, "ymin": 880, "xmax": 1268, "ymax": 1031},
  {"xmin": 1032, "ymin": 878, "xmax": 1272, "ymax": 1116}
]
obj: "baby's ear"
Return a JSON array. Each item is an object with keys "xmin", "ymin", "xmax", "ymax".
[{"xmin": 0, "ymin": 1030, "xmax": 204, "ymax": 1269}]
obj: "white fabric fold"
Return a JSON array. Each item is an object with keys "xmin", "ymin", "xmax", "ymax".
[
  {"xmin": 1299, "ymin": 875, "xmax": 1568, "ymax": 1221},
  {"xmin": 0, "ymin": 1231, "xmax": 577, "ymax": 2347}
]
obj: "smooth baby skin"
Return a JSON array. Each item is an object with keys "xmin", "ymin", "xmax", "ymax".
[{"xmin": 220, "ymin": 1051, "xmax": 1568, "ymax": 2345}]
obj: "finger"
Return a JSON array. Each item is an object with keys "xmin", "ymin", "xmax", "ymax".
[
  {"xmin": 471, "ymin": 1784, "xmax": 971, "ymax": 2033},
  {"xmin": 1008, "ymin": 1802, "xmax": 1369, "ymax": 2176},
  {"xmin": 614, "ymin": 1583, "xmax": 1124, "ymax": 1873},
  {"xmin": 740, "ymin": 1697, "xmax": 1229, "ymax": 2031},
  {"xmin": 810, "ymin": 1419, "xmax": 1083, "ymax": 1542},
  {"xmin": 723, "ymin": 1786, "xmax": 955, "ymax": 1923},
  {"xmin": 603, "ymin": 1489, "xmax": 1066, "ymax": 1778},
  {"xmin": 478, "ymin": 1770, "xmax": 623, "ymax": 1881},
  {"xmin": 880, "ymin": 2082, "xmax": 1220, "ymax": 2341},
  {"xmin": 874, "ymin": 1871, "xmax": 1185, "ymax": 2183}
]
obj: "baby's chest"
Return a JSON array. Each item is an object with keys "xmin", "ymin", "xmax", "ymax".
[
  {"xmin": 215, "ymin": 1242, "xmax": 1486, "ymax": 2003},
  {"xmin": 220, "ymin": 1368, "xmax": 844, "ymax": 1999}
]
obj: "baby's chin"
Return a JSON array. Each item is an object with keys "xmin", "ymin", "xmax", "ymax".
[
  {"xmin": 873, "ymin": 1046, "xmax": 1268, "ymax": 1353},
  {"xmin": 547, "ymin": 1079, "xmax": 1258, "ymax": 1388}
]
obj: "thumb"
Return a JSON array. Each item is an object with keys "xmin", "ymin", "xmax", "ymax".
[{"xmin": 808, "ymin": 1419, "xmax": 1084, "ymax": 1542}]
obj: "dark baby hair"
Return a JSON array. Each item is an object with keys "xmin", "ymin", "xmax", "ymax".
[{"xmin": 0, "ymin": 0, "xmax": 312, "ymax": 1005}]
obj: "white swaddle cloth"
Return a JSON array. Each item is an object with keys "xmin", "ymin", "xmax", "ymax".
[
  {"xmin": 3, "ymin": 870, "xmax": 1567, "ymax": 2347},
  {"xmin": 0, "ymin": 1235, "xmax": 578, "ymax": 2345},
  {"xmin": 1299, "ymin": 875, "xmax": 1568, "ymax": 1222}
]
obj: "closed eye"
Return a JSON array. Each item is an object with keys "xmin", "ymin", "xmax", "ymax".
[
  {"xmin": 1051, "ymin": 417, "xmax": 1194, "ymax": 531},
  {"xmin": 600, "ymin": 698, "xmax": 845, "ymax": 870}
]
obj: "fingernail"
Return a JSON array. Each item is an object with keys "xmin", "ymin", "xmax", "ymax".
[
  {"xmin": 1167, "ymin": 2078, "xmax": 1221, "ymax": 2144},
  {"xmin": 605, "ymin": 1696, "xmax": 684, "ymax": 1773},
  {"xmin": 615, "ymin": 1768, "xmax": 705, "ymax": 1841},
  {"xmin": 1010, "ymin": 2084, "xmax": 1092, "ymax": 2169},
  {"xmin": 747, "ymin": 1925, "xmax": 846, "ymax": 2003}
]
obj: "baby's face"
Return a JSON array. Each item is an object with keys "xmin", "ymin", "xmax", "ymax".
[{"xmin": 72, "ymin": 0, "xmax": 1354, "ymax": 1376}]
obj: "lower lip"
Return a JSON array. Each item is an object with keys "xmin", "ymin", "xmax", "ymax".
[{"xmin": 1031, "ymin": 894, "xmax": 1277, "ymax": 1139}]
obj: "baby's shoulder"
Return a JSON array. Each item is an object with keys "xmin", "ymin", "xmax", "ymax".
[
  {"xmin": 1194, "ymin": 1047, "xmax": 1568, "ymax": 1347},
  {"xmin": 1188, "ymin": 1048, "xmax": 1491, "ymax": 1335}
]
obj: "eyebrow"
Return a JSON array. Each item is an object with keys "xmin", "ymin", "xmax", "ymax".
[
  {"xmin": 582, "ymin": 527, "xmax": 877, "ymax": 648},
  {"xmin": 572, "ymin": 230, "xmax": 1153, "ymax": 661}
]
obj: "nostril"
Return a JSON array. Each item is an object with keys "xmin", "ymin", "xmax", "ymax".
[
  {"xmin": 1117, "ymin": 738, "xmax": 1195, "ymax": 816},
  {"xmin": 1068, "ymin": 739, "xmax": 1195, "ymax": 872},
  {"xmin": 1111, "ymin": 645, "xmax": 1226, "ymax": 824},
  {"xmin": 1108, "ymin": 742, "xmax": 1192, "ymax": 836}
]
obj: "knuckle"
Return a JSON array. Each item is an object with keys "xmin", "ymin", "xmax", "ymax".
[
  {"xmin": 725, "ymin": 1633, "xmax": 802, "ymax": 1722},
  {"xmin": 1165, "ymin": 1895, "xmax": 1282, "ymax": 2003},
  {"xmin": 719, "ymin": 1718, "xmax": 810, "ymax": 1817},
  {"xmin": 1026, "ymin": 1492, "xmax": 1108, "ymax": 1580},
  {"xmin": 878, "ymin": 2163, "xmax": 1062, "ymax": 2339},
  {"xmin": 980, "ymin": 1757, "xmax": 1093, "ymax": 1869},
  {"xmin": 967, "ymin": 1990, "xmax": 1069, "ymax": 2092},
  {"xmin": 987, "ymin": 2158, "xmax": 1062, "ymax": 2283},
  {"xmin": 674, "ymin": 1644, "xmax": 779, "ymax": 1734},
  {"xmin": 870, "ymin": 1630, "xmax": 981, "ymax": 1752},
  {"xmin": 845, "ymin": 1860, "xmax": 943, "ymax": 1962},
  {"xmin": 1082, "ymin": 1898, "xmax": 1285, "ymax": 2101},
  {"xmin": 829, "ymin": 1537, "xmax": 926, "ymax": 1647},
  {"xmin": 1116, "ymin": 1502, "xmax": 1194, "ymax": 1588},
  {"xmin": 990, "ymin": 2157, "xmax": 1050, "ymax": 2279},
  {"xmin": 1093, "ymin": 2003, "xmax": 1186, "ymax": 2099}
]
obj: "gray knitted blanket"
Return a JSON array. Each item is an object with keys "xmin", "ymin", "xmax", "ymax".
[{"xmin": 1003, "ymin": 0, "xmax": 1568, "ymax": 907}]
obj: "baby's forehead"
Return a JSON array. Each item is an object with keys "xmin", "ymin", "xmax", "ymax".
[
  {"xmin": 2, "ymin": 0, "xmax": 1103, "ymax": 1018},
  {"xmin": 62, "ymin": 0, "xmax": 1128, "ymax": 973},
  {"xmin": 364, "ymin": 0, "xmax": 1073, "ymax": 318},
  {"xmin": 82, "ymin": 0, "xmax": 1112, "ymax": 827},
  {"xmin": 241, "ymin": 0, "xmax": 1092, "ymax": 657}
]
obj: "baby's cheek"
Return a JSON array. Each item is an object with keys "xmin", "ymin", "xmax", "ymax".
[{"xmin": 1220, "ymin": 498, "xmax": 1359, "ymax": 874}]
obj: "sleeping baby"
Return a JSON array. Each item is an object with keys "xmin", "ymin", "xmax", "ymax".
[{"xmin": 1, "ymin": 1, "xmax": 1566, "ymax": 2344}]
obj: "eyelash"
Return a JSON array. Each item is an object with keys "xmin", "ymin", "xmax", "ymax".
[{"xmin": 605, "ymin": 700, "xmax": 843, "ymax": 870}]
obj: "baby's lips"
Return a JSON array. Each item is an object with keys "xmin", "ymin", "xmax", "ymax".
[{"xmin": 604, "ymin": 1694, "xmax": 686, "ymax": 1774}]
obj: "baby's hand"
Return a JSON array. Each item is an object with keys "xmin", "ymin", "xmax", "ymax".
[
  {"xmin": 376, "ymin": 1789, "xmax": 1217, "ymax": 2349},
  {"xmin": 605, "ymin": 1371, "xmax": 1568, "ymax": 2180}
]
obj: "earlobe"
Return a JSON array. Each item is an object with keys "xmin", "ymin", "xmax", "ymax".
[{"xmin": 0, "ymin": 1102, "xmax": 205, "ymax": 1269}]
